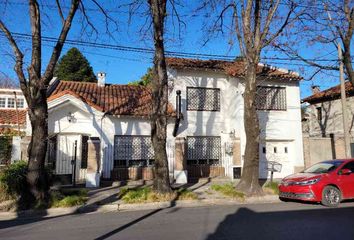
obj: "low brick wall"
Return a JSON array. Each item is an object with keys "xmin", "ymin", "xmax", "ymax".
[
  {"xmin": 111, "ymin": 167, "xmax": 154, "ymax": 181},
  {"xmin": 187, "ymin": 165, "xmax": 225, "ymax": 179}
]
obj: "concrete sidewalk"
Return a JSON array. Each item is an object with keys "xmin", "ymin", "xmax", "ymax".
[{"xmin": 0, "ymin": 180, "xmax": 280, "ymax": 220}]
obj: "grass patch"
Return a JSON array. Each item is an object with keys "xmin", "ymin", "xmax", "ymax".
[
  {"xmin": 119, "ymin": 187, "xmax": 199, "ymax": 204},
  {"xmin": 211, "ymin": 183, "xmax": 245, "ymax": 199},
  {"xmin": 119, "ymin": 187, "xmax": 175, "ymax": 204},
  {"xmin": 176, "ymin": 188, "xmax": 198, "ymax": 200},
  {"xmin": 263, "ymin": 182, "xmax": 279, "ymax": 195},
  {"xmin": 50, "ymin": 188, "xmax": 88, "ymax": 208}
]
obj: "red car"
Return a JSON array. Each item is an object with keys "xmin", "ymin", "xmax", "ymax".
[{"xmin": 279, "ymin": 159, "xmax": 354, "ymax": 207}]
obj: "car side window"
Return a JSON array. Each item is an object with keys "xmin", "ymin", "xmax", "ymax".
[{"xmin": 341, "ymin": 162, "xmax": 354, "ymax": 172}]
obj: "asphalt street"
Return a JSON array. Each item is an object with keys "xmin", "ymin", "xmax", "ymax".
[{"xmin": 1, "ymin": 201, "xmax": 354, "ymax": 240}]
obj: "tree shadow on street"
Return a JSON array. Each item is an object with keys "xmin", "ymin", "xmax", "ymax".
[{"xmin": 205, "ymin": 204, "xmax": 354, "ymax": 240}]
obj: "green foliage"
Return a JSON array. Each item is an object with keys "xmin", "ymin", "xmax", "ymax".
[
  {"xmin": 263, "ymin": 181, "xmax": 280, "ymax": 195},
  {"xmin": 50, "ymin": 189, "xmax": 88, "ymax": 208},
  {"xmin": 0, "ymin": 161, "xmax": 28, "ymax": 199},
  {"xmin": 211, "ymin": 183, "xmax": 245, "ymax": 199},
  {"xmin": 129, "ymin": 67, "xmax": 154, "ymax": 86},
  {"xmin": 54, "ymin": 47, "xmax": 97, "ymax": 82},
  {"xmin": 0, "ymin": 136, "xmax": 12, "ymax": 165}
]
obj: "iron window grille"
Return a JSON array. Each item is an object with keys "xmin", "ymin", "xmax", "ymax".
[
  {"xmin": 16, "ymin": 99, "xmax": 24, "ymax": 108},
  {"xmin": 0, "ymin": 98, "xmax": 5, "ymax": 108},
  {"xmin": 7, "ymin": 98, "xmax": 15, "ymax": 108},
  {"xmin": 187, "ymin": 136, "xmax": 221, "ymax": 165},
  {"xmin": 113, "ymin": 136, "xmax": 154, "ymax": 167},
  {"xmin": 187, "ymin": 87, "xmax": 220, "ymax": 111},
  {"xmin": 255, "ymin": 86, "xmax": 286, "ymax": 111}
]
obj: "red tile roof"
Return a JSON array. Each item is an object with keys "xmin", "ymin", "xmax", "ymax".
[
  {"xmin": 166, "ymin": 57, "xmax": 302, "ymax": 81},
  {"xmin": 48, "ymin": 81, "xmax": 176, "ymax": 117},
  {"xmin": 302, "ymin": 81, "xmax": 354, "ymax": 104},
  {"xmin": 0, "ymin": 109, "xmax": 27, "ymax": 125}
]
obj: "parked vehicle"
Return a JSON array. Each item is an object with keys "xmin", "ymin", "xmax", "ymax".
[{"xmin": 279, "ymin": 159, "xmax": 354, "ymax": 207}]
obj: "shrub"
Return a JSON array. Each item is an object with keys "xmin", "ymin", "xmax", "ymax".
[
  {"xmin": 0, "ymin": 161, "xmax": 28, "ymax": 199},
  {"xmin": 211, "ymin": 183, "xmax": 245, "ymax": 199}
]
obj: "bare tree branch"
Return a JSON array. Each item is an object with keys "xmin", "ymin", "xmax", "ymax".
[
  {"xmin": 0, "ymin": 20, "xmax": 27, "ymax": 92},
  {"xmin": 42, "ymin": 0, "xmax": 80, "ymax": 84},
  {"xmin": 55, "ymin": 0, "xmax": 65, "ymax": 24}
]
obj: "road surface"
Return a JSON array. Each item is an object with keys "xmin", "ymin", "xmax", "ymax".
[{"xmin": 1, "ymin": 201, "xmax": 354, "ymax": 240}]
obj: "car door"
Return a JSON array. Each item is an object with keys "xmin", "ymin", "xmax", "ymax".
[{"xmin": 337, "ymin": 161, "xmax": 354, "ymax": 199}]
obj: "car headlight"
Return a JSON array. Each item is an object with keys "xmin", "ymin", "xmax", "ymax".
[{"xmin": 295, "ymin": 178, "xmax": 321, "ymax": 186}]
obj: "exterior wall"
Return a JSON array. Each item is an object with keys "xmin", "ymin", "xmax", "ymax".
[
  {"xmin": 48, "ymin": 69, "xmax": 304, "ymax": 182},
  {"xmin": 306, "ymin": 97, "xmax": 354, "ymax": 138},
  {"xmin": 168, "ymin": 69, "xmax": 304, "ymax": 179},
  {"xmin": 303, "ymin": 136, "xmax": 333, "ymax": 168},
  {"xmin": 304, "ymin": 97, "xmax": 354, "ymax": 159}
]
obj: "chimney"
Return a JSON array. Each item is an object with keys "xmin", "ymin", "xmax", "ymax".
[
  {"xmin": 311, "ymin": 85, "xmax": 320, "ymax": 94},
  {"xmin": 97, "ymin": 72, "xmax": 106, "ymax": 87}
]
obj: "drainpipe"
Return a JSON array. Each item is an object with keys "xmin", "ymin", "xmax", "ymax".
[
  {"xmin": 173, "ymin": 90, "xmax": 182, "ymax": 137},
  {"xmin": 99, "ymin": 112, "xmax": 108, "ymax": 174}
]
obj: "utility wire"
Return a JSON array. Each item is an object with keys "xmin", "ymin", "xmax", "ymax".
[{"xmin": 0, "ymin": 32, "xmax": 342, "ymax": 63}]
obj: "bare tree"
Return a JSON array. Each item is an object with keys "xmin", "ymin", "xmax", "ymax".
[
  {"xmin": 202, "ymin": 0, "xmax": 300, "ymax": 195},
  {"xmin": 0, "ymin": 0, "xmax": 116, "ymax": 206},
  {"xmin": 0, "ymin": 0, "xmax": 80, "ymax": 206},
  {"xmin": 275, "ymin": 1, "xmax": 354, "ymax": 85},
  {"xmin": 148, "ymin": 0, "xmax": 172, "ymax": 193}
]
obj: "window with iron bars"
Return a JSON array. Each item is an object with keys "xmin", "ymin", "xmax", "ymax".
[
  {"xmin": 113, "ymin": 136, "xmax": 154, "ymax": 167},
  {"xmin": 187, "ymin": 87, "xmax": 220, "ymax": 111},
  {"xmin": 255, "ymin": 86, "xmax": 286, "ymax": 111},
  {"xmin": 187, "ymin": 136, "xmax": 221, "ymax": 165}
]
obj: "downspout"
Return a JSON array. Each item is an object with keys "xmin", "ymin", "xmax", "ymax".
[
  {"xmin": 99, "ymin": 112, "xmax": 108, "ymax": 174},
  {"xmin": 173, "ymin": 90, "xmax": 182, "ymax": 137}
]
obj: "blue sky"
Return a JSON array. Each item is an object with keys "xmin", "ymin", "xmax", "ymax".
[{"xmin": 0, "ymin": 1, "xmax": 345, "ymax": 99}]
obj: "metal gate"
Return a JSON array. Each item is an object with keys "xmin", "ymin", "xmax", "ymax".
[
  {"xmin": 55, "ymin": 135, "xmax": 82, "ymax": 184},
  {"xmin": 186, "ymin": 136, "xmax": 224, "ymax": 179}
]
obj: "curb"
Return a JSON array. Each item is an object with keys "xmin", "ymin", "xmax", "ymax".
[{"xmin": 0, "ymin": 195, "xmax": 280, "ymax": 219}]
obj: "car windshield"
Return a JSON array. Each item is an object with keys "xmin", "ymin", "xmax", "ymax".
[{"xmin": 303, "ymin": 161, "xmax": 343, "ymax": 174}]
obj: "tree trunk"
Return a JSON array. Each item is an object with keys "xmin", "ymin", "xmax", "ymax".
[
  {"xmin": 149, "ymin": 0, "xmax": 172, "ymax": 193},
  {"xmin": 236, "ymin": 62, "xmax": 263, "ymax": 196},
  {"xmin": 26, "ymin": 91, "xmax": 49, "ymax": 205}
]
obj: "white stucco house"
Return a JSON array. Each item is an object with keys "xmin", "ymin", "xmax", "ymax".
[{"xmin": 44, "ymin": 57, "xmax": 304, "ymax": 187}]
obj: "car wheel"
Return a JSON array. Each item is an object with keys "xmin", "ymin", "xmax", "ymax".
[{"xmin": 321, "ymin": 186, "xmax": 342, "ymax": 207}]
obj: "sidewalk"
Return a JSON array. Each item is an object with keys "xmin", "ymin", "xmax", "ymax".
[{"xmin": 0, "ymin": 180, "xmax": 280, "ymax": 220}]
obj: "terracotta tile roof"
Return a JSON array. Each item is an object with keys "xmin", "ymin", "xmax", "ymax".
[
  {"xmin": 302, "ymin": 81, "xmax": 354, "ymax": 104},
  {"xmin": 0, "ymin": 109, "xmax": 27, "ymax": 125},
  {"xmin": 166, "ymin": 57, "xmax": 302, "ymax": 81},
  {"xmin": 48, "ymin": 81, "xmax": 176, "ymax": 117}
]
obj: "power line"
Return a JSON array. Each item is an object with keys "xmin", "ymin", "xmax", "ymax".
[{"xmin": 0, "ymin": 32, "xmax": 342, "ymax": 63}]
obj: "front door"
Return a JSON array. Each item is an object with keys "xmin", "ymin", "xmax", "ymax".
[{"xmin": 56, "ymin": 135, "xmax": 82, "ymax": 183}]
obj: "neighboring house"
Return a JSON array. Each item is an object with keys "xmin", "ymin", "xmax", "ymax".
[
  {"xmin": 302, "ymin": 82, "xmax": 354, "ymax": 166},
  {"xmin": 45, "ymin": 57, "xmax": 304, "ymax": 187},
  {"xmin": 0, "ymin": 88, "xmax": 28, "ymax": 163}
]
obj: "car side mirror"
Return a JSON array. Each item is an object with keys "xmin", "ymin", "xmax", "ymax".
[{"xmin": 340, "ymin": 169, "xmax": 352, "ymax": 175}]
